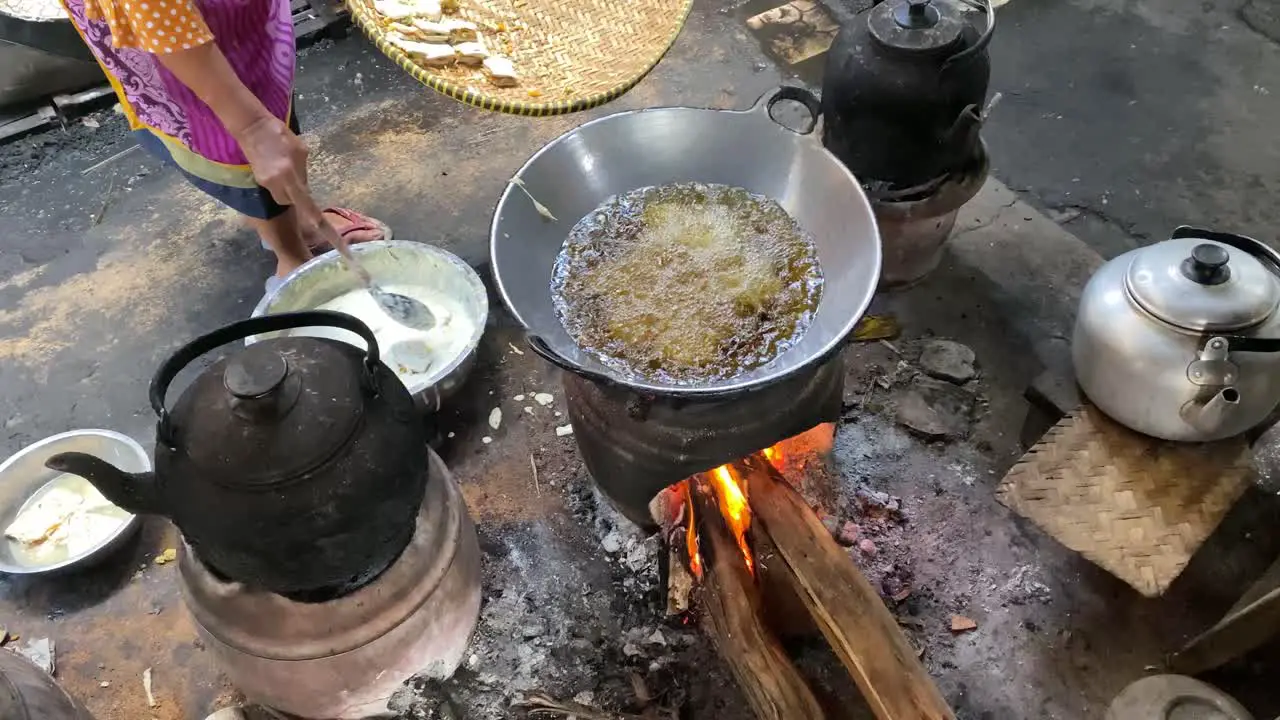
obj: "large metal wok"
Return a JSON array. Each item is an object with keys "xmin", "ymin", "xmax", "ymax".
[{"xmin": 490, "ymin": 86, "xmax": 881, "ymax": 397}]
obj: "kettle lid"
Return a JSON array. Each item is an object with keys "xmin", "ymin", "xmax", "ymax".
[
  {"xmin": 151, "ymin": 312, "xmax": 384, "ymax": 489},
  {"xmin": 170, "ymin": 338, "xmax": 368, "ymax": 487},
  {"xmin": 868, "ymin": 0, "xmax": 966, "ymax": 54},
  {"xmin": 1125, "ymin": 235, "xmax": 1280, "ymax": 332}
]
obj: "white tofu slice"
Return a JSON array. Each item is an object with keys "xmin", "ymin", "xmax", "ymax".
[
  {"xmin": 5, "ymin": 487, "xmax": 82, "ymax": 545},
  {"xmin": 60, "ymin": 511, "xmax": 125, "ymax": 556},
  {"xmin": 407, "ymin": 0, "xmax": 442, "ymax": 20},
  {"xmin": 411, "ymin": 18, "xmax": 451, "ymax": 42},
  {"xmin": 454, "ymin": 41, "xmax": 489, "ymax": 65},
  {"xmin": 374, "ymin": 0, "xmax": 417, "ymax": 19},
  {"xmin": 482, "ymin": 55, "xmax": 519, "ymax": 87},
  {"xmin": 439, "ymin": 17, "xmax": 478, "ymax": 42},
  {"xmin": 391, "ymin": 37, "xmax": 458, "ymax": 66}
]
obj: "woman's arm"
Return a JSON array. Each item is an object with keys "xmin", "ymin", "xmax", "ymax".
[
  {"xmin": 157, "ymin": 45, "xmax": 340, "ymax": 249},
  {"xmin": 80, "ymin": 0, "xmax": 340, "ymax": 248},
  {"xmin": 156, "ymin": 44, "xmax": 274, "ymax": 141}
]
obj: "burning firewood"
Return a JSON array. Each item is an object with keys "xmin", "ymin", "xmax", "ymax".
[
  {"xmin": 688, "ymin": 472, "xmax": 826, "ymax": 720},
  {"xmin": 656, "ymin": 424, "xmax": 949, "ymax": 720},
  {"xmin": 652, "ymin": 486, "xmax": 697, "ymax": 617},
  {"xmin": 743, "ymin": 454, "xmax": 956, "ymax": 720}
]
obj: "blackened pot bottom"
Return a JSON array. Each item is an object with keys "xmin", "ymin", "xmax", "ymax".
[
  {"xmin": 193, "ymin": 530, "xmax": 411, "ymax": 603},
  {"xmin": 564, "ymin": 357, "xmax": 845, "ymax": 527}
]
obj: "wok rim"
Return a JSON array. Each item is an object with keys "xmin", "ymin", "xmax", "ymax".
[{"xmin": 489, "ymin": 90, "xmax": 881, "ymax": 396}]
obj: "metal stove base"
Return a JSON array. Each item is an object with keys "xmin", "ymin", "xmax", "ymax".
[{"xmin": 565, "ymin": 357, "xmax": 846, "ymax": 527}]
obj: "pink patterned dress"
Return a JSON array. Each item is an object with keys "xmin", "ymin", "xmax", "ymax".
[{"xmin": 61, "ymin": 0, "xmax": 299, "ymax": 218}]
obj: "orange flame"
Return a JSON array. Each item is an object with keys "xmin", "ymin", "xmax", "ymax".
[
  {"xmin": 679, "ymin": 423, "xmax": 835, "ymax": 579},
  {"xmin": 708, "ymin": 464, "xmax": 753, "ymax": 574},
  {"xmin": 685, "ymin": 489, "xmax": 703, "ymax": 579},
  {"xmin": 763, "ymin": 422, "xmax": 835, "ymax": 476}
]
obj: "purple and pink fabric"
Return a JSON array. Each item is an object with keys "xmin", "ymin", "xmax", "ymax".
[{"xmin": 61, "ymin": 0, "xmax": 298, "ymax": 218}]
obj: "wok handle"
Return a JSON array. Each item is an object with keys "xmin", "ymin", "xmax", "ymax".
[
  {"xmin": 752, "ymin": 86, "xmax": 822, "ymax": 136},
  {"xmin": 526, "ymin": 334, "xmax": 620, "ymax": 388}
]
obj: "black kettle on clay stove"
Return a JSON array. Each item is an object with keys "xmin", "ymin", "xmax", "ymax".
[
  {"xmin": 46, "ymin": 311, "xmax": 428, "ymax": 596},
  {"xmin": 821, "ymin": 0, "xmax": 994, "ymax": 193}
]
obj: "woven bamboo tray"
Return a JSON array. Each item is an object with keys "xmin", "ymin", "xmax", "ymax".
[
  {"xmin": 347, "ymin": 0, "xmax": 694, "ymax": 115},
  {"xmin": 997, "ymin": 404, "xmax": 1251, "ymax": 597}
]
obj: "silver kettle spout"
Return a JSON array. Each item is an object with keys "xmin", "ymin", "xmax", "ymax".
[{"xmin": 1181, "ymin": 387, "xmax": 1242, "ymax": 434}]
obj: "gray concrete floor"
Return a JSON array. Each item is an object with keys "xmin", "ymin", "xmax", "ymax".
[
  {"xmin": 983, "ymin": 0, "xmax": 1280, "ymax": 259},
  {"xmin": 3, "ymin": 0, "xmax": 1280, "ymax": 717}
]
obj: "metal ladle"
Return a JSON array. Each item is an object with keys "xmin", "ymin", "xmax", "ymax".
[{"xmin": 335, "ymin": 242, "xmax": 437, "ymax": 332}]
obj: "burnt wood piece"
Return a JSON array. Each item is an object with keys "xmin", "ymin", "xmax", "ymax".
[
  {"xmin": 1171, "ymin": 554, "xmax": 1280, "ymax": 674},
  {"xmin": 745, "ymin": 456, "xmax": 956, "ymax": 720},
  {"xmin": 689, "ymin": 474, "xmax": 826, "ymax": 720},
  {"xmin": 292, "ymin": 0, "xmax": 348, "ymax": 44},
  {"xmin": 1025, "ymin": 369, "xmax": 1081, "ymax": 418}
]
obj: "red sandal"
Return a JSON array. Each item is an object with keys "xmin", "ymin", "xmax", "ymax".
[{"xmin": 309, "ymin": 207, "xmax": 393, "ymax": 252}]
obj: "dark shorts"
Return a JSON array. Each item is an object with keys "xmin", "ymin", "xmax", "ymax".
[{"xmin": 133, "ymin": 108, "xmax": 302, "ymax": 220}]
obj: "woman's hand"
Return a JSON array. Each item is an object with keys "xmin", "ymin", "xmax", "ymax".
[
  {"xmin": 234, "ymin": 116, "xmax": 340, "ymax": 251},
  {"xmin": 235, "ymin": 115, "xmax": 308, "ymax": 206},
  {"xmin": 154, "ymin": 43, "xmax": 342, "ymax": 253}
]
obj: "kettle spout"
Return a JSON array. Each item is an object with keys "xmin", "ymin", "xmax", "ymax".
[
  {"xmin": 943, "ymin": 104, "xmax": 984, "ymax": 169},
  {"xmin": 45, "ymin": 452, "xmax": 163, "ymax": 516},
  {"xmin": 1181, "ymin": 387, "xmax": 1242, "ymax": 435}
]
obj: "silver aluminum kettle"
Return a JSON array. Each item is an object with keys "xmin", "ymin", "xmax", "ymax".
[{"xmin": 1073, "ymin": 226, "xmax": 1280, "ymax": 442}]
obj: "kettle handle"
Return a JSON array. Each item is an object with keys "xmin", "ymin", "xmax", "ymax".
[
  {"xmin": 150, "ymin": 311, "xmax": 382, "ymax": 445},
  {"xmin": 1171, "ymin": 226, "xmax": 1280, "ymax": 278},
  {"xmin": 943, "ymin": 0, "xmax": 995, "ymax": 70},
  {"xmin": 1171, "ymin": 227, "xmax": 1280, "ymax": 355}
]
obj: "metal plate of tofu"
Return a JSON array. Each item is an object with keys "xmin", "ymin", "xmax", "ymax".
[{"xmin": 0, "ymin": 430, "xmax": 146, "ymax": 575}]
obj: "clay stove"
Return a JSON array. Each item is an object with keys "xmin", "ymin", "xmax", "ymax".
[
  {"xmin": 178, "ymin": 449, "xmax": 482, "ymax": 720},
  {"xmin": 868, "ymin": 142, "xmax": 989, "ymax": 288},
  {"xmin": 563, "ymin": 356, "xmax": 846, "ymax": 528}
]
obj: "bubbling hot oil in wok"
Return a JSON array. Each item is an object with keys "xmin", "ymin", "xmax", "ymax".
[{"xmin": 551, "ymin": 183, "xmax": 824, "ymax": 384}]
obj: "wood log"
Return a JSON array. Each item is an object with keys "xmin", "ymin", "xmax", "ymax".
[
  {"xmin": 1172, "ymin": 553, "xmax": 1280, "ymax": 674},
  {"xmin": 689, "ymin": 474, "xmax": 826, "ymax": 720},
  {"xmin": 753, "ymin": 520, "xmax": 822, "ymax": 641},
  {"xmin": 743, "ymin": 456, "xmax": 956, "ymax": 720}
]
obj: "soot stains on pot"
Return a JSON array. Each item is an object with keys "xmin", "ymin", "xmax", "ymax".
[
  {"xmin": 821, "ymin": 0, "xmax": 993, "ymax": 192},
  {"xmin": 564, "ymin": 356, "xmax": 845, "ymax": 527}
]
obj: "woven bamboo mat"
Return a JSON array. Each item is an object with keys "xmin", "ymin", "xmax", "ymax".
[
  {"xmin": 996, "ymin": 404, "xmax": 1251, "ymax": 597},
  {"xmin": 346, "ymin": 0, "xmax": 693, "ymax": 115}
]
